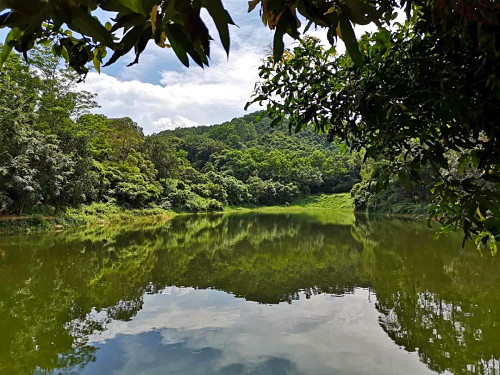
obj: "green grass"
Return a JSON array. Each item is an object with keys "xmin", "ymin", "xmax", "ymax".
[
  {"xmin": 288, "ymin": 192, "xmax": 354, "ymax": 210},
  {"xmin": 0, "ymin": 203, "xmax": 176, "ymax": 235},
  {"xmin": 0, "ymin": 215, "xmax": 53, "ymax": 234},
  {"xmin": 227, "ymin": 193, "xmax": 354, "ymax": 212},
  {"xmin": 225, "ymin": 193, "xmax": 355, "ymax": 226},
  {"xmin": 63, "ymin": 203, "xmax": 176, "ymax": 225}
]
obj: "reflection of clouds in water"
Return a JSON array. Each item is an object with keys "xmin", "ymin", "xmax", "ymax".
[
  {"xmin": 84, "ymin": 329, "xmax": 300, "ymax": 375},
  {"xmin": 85, "ymin": 288, "xmax": 435, "ymax": 375}
]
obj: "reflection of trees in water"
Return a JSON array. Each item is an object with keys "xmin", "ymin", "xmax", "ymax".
[
  {"xmin": 153, "ymin": 213, "xmax": 368, "ymax": 303},
  {"xmin": 0, "ymin": 213, "xmax": 498, "ymax": 374},
  {"xmin": 0, "ymin": 213, "xmax": 363, "ymax": 374},
  {"xmin": 0, "ymin": 223, "xmax": 163, "ymax": 374},
  {"xmin": 357, "ymin": 216, "xmax": 500, "ymax": 375},
  {"xmin": 378, "ymin": 290, "xmax": 500, "ymax": 375}
]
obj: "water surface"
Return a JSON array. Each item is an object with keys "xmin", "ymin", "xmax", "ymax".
[{"xmin": 0, "ymin": 211, "xmax": 498, "ymax": 374}]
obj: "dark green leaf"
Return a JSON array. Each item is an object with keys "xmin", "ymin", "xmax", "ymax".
[
  {"xmin": 339, "ymin": 16, "xmax": 363, "ymax": 67},
  {"xmin": 273, "ymin": 29, "xmax": 284, "ymax": 63},
  {"xmin": 203, "ymin": 0, "xmax": 235, "ymax": 56},
  {"xmin": 104, "ymin": 24, "xmax": 144, "ymax": 66},
  {"xmin": 69, "ymin": 7, "xmax": 114, "ymax": 47},
  {"xmin": 117, "ymin": 0, "xmax": 147, "ymax": 14},
  {"xmin": 164, "ymin": 24, "xmax": 189, "ymax": 67},
  {"xmin": 248, "ymin": 0, "xmax": 260, "ymax": 12},
  {"xmin": 128, "ymin": 26, "xmax": 152, "ymax": 66},
  {"xmin": 1, "ymin": 27, "xmax": 23, "ymax": 67}
]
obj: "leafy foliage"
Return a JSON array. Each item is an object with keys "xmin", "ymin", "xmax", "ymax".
[
  {"xmin": 248, "ymin": 3, "xmax": 500, "ymax": 247},
  {"xmin": 0, "ymin": 51, "xmax": 75, "ymax": 214},
  {"xmin": 152, "ymin": 112, "xmax": 362, "ymax": 210},
  {"xmin": 0, "ymin": 0, "xmax": 404, "ymax": 74}
]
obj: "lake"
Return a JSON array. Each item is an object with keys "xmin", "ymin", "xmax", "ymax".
[{"xmin": 0, "ymin": 211, "xmax": 498, "ymax": 375}]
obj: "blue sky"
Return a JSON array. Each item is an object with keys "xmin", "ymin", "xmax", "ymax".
[{"xmin": 2, "ymin": 2, "xmax": 385, "ymax": 134}]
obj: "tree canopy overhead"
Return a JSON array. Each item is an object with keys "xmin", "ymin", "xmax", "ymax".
[
  {"xmin": 0, "ymin": 0, "xmax": 403, "ymax": 74},
  {"xmin": 248, "ymin": 2, "xmax": 500, "ymax": 248}
]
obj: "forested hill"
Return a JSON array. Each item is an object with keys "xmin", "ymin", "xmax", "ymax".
[
  {"xmin": 162, "ymin": 112, "xmax": 335, "ymax": 153},
  {"xmin": 146, "ymin": 112, "xmax": 362, "ymax": 211},
  {"xmin": 0, "ymin": 45, "xmax": 362, "ymax": 215},
  {"xmin": 1, "ymin": 47, "xmax": 429, "ymax": 218}
]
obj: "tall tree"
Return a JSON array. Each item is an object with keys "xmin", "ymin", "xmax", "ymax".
[
  {"xmin": 28, "ymin": 47, "xmax": 98, "ymax": 134},
  {"xmin": 248, "ymin": 3, "xmax": 500, "ymax": 247},
  {"xmin": 0, "ymin": 52, "xmax": 72, "ymax": 214}
]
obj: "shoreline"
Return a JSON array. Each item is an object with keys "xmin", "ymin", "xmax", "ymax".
[
  {"xmin": 0, "ymin": 193, "xmax": 428, "ymax": 235},
  {"xmin": 0, "ymin": 207, "xmax": 177, "ymax": 235}
]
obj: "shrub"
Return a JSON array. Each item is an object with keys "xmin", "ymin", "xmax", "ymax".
[
  {"xmin": 26, "ymin": 214, "xmax": 50, "ymax": 229},
  {"xmin": 208, "ymin": 199, "xmax": 224, "ymax": 211},
  {"xmin": 223, "ymin": 176, "xmax": 251, "ymax": 205}
]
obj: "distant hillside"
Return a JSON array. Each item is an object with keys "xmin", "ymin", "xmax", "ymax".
[
  {"xmin": 160, "ymin": 112, "xmax": 337, "ymax": 154},
  {"xmin": 146, "ymin": 112, "xmax": 362, "ymax": 211}
]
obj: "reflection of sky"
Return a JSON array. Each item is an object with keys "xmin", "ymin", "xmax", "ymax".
[{"xmin": 81, "ymin": 287, "xmax": 436, "ymax": 375}]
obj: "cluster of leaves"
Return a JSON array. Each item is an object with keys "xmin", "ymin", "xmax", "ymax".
[
  {"xmin": 0, "ymin": 0, "xmax": 235, "ymax": 74},
  {"xmin": 0, "ymin": 48, "xmax": 95, "ymax": 215},
  {"xmin": 0, "ymin": 0, "xmax": 408, "ymax": 74},
  {"xmin": 350, "ymin": 158, "xmax": 432, "ymax": 215},
  {"xmin": 0, "ymin": 48, "xmax": 362, "ymax": 215},
  {"xmin": 248, "ymin": 2, "xmax": 500, "ymax": 248}
]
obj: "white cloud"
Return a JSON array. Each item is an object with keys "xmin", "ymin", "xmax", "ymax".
[
  {"xmin": 76, "ymin": 0, "xmax": 274, "ymax": 135},
  {"xmin": 85, "ymin": 288, "xmax": 434, "ymax": 375},
  {"xmin": 151, "ymin": 115, "xmax": 199, "ymax": 131},
  {"xmin": 80, "ymin": 46, "xmax": 264, "ymax": 135}
]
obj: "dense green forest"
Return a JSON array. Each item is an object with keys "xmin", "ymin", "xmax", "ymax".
[
  {"xmin": 0, "ymin": 47, "xmax": 429, "ymax": 217},
  {"xmin": 151, "ymin": 115, "xmax": 362, "ymax": 210}
]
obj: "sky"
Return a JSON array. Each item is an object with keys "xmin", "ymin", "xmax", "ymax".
[
  {"xmin": 1, "ymin": 1, "xmax": 381, "ymax": 135},
  {"xmin": 80, "ymin": 1, "xmax": 335, "ymax": 135}
]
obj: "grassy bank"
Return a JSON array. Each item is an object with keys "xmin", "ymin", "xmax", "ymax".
[
  {"xmin": 287, "ymin": 193, "xmax": 354, "ymax": 210},
  {"xmin": 224, "ymin": 193, "xmax": 355, "ymax": 226},
  {"xmin": 0, "ymin": 193, "xmax": 353, "ymax": 235},
  {"xmin": 226, "ymin": 193, "xmax": 354, "ymax": 212},
  {"xmin": 0, "ymin": 203, "xmax": 176, "ymax": 234}
]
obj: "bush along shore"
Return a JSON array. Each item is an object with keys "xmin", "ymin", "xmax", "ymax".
[
  {"xmin": 0, "ymin": 193, "xmax": 357, "ymax": 234},
  {"xmin": 0, "ymin": 203, "xmax": 176, "ymax": 234}
]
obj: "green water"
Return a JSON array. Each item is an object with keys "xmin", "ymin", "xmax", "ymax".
[{"xmin": 0, "ymin": 211, "xmax": 499, "ymax": 375}]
